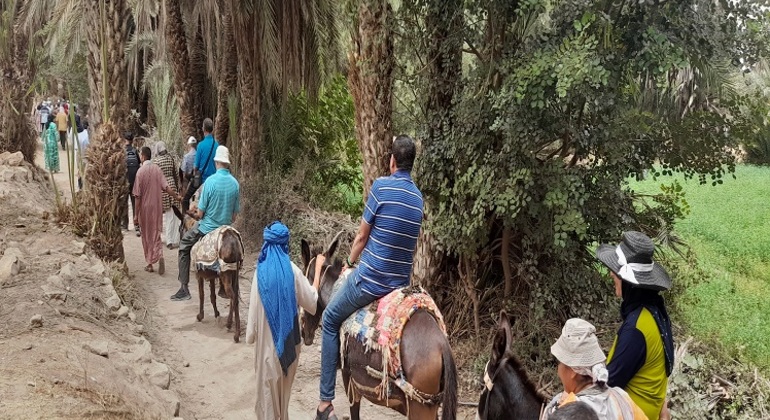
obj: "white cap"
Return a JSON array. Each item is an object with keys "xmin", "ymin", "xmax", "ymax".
[
  {"xmin": 213, "ymin": 146, "xmax": 230, "ymax": 164},
  {"xmin": 187, "ymin": 136, "xmax": 197, "ymax": 145}
]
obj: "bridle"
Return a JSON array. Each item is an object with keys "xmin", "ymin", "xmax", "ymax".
[
  {"xmin": 304, "ymin": 255, "xmax": 333, "ymax": 290},
  {"xmin": 479, "ymin": 359, "xmax": 545, "ymax": 420}
]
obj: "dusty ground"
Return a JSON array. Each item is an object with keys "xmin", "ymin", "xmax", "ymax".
[{"xmin": 0, "ymin": 141, "xmax": 479, "ymax": 419}]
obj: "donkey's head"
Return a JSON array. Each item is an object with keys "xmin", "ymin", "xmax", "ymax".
[
  {"xmin": 299, "ymin": 232, "xmax": 344, "ymax": 345},
  {"xmin": 477, "ymin": 311, "xmax": 547, "ymax": 420}
]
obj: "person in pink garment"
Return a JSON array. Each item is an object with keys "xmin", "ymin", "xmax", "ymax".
[{"xmin": 133, "ymin": 146, "xmax": 181, "ymax": 274}]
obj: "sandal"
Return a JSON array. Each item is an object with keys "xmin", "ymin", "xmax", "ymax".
[
  {"xmin": 315, "ymin": 404, "xmax": 338, "ymax": 420},
  {"xmin": 144, "ymin": 265, "xmax": 154, "ymax": 273}
]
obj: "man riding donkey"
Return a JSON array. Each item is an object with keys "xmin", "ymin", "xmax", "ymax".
[
  {"xmin": 315, "ymin": 135, "xmax": 426, "ymax": 420},
  {"xmin": 171, "ymin": 144, "xmax": 239, "ymax": 301},
  {"xmin": 246, "ymin": 222, "xmax": 325, "ymax": 419}
]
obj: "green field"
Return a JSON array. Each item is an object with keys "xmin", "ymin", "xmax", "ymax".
[{"xmin": 628, "ymin": 165, "xmax": 770, "ymax": 369}]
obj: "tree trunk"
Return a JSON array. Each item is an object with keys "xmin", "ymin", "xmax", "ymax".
[
  {"xmin": 84, "ymin": 0, "xmax": 130, "ymax": 131},
  {"xmin": 214, "ymin": 0, "xmax": 237, "ymax": 146},
  {"xmin": 164, "ymin": 0, "xmax": 198, "ymax": 138},
  {"xmin": 412, "ymin": 0, "xmax": 463, "ymax": 287},
  {"xmin": 0, "ymin": 0, "xmax": 36, "ymax": 163},
  {"xmin": 347, "ymin": 0, "xmax": 395, "ymax": 198}
]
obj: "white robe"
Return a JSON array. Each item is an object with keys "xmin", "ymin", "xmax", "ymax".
[{"xmin": 246, "ymin": 262, "xmax": 318, "ymax": 420}]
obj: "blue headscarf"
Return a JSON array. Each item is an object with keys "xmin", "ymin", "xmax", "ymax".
[{"xmin": 257, "ymin": 222, "xmax": 300, "ymax": 374}]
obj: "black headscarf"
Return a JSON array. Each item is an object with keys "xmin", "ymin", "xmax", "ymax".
[{"xmin": 620, "ymin": 282, "xmax": 674, "ymax": 376}]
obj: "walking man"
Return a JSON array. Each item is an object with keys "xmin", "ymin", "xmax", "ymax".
[
  {"xmin": 133, "ymin": 147, "xmax": 180, "ymax": 274},
  {"xmin": 55, "ymin": 107, "xmax": 68, "ymax": 150},
  {"xmin": 182, "ymin": 118, "xmax": 218, "ymax": 213},
  {"xmin": 180, "ymin": 136, "xmax": 197, "ymax": 197},
  {"xmin": 246, "ymin": 222, "xmax": 320, "ymax": 419},
  {"xmin": 152, "ymin": 141, "xmax": 181, "ymax": 249},
  {"xmin": 172, "ymin": 146, "xmax": 239, "ymax": 301},
  {"xmin": 315, "ymin": 135, "xmax": 424, "ymax": 420},
  {"xmin": 123, "ymin": 133, "xmax": 141, "ymax": 235}
]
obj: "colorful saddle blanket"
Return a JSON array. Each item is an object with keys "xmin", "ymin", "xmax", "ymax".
[
  {"xmin": 191, "ymin": 225, "xmax": 244, "ymax": 273},
  {"xmin": 338, "ymin": 272, "xmax": 447, "ymax": 399}
]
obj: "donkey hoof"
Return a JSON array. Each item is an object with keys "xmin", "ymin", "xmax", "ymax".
[
  {"xmin": 214, "ymin": 311, "xmax": 220, "ymax": 318},
  {"xmin": 196, "ymin": 314, "xmax": 203, "ymax": 322},
  {"xmin": 233, "ymin": 335, "xmax": 239, "ymax": 343}
]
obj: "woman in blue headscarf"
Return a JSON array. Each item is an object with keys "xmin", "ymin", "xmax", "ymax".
[{"xmin": 246, "ymin": 222, "xmax": 320, "ymax": 419}]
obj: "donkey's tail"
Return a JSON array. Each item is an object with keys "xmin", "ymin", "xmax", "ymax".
[{"xmin": 441, "ymin": 337, "xmax": 458, "ymax": 420}]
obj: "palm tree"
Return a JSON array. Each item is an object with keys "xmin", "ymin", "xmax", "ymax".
[
  {"xmin": 163, "ymin": 0, "xmax": 200, "ymax": 138},
  {"xmin": 0, "ymin": 0, "xmax": 37, "ymax": 164},
  {"xmin": 347, "ymin": 0, "xmax": 394, "ymax": 196}
]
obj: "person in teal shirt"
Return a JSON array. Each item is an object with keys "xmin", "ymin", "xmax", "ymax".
[{"xmin": 171, "ymin": 145, "xmax": 240, "ymax": 301}]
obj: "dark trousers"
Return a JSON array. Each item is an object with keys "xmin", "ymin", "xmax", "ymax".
[
  {"xmin": 178, "ymin": 226, "xmax": 205, "ymax": 288},
  {"xmin": 59, "ymin": 131, "xmax": 67, "ymax": 150}
]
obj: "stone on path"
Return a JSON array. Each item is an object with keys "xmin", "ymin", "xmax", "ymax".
[
  {"xmin": 0, "ymin": 151, "xmax": 24, "ymax": 166},
  {"xmin": 105, "ymin": 293, "xmax": 121, "ymax": 311},
  {"xmin": 83, "ymin": 341, "xmax": 109, "ymax": 358},
  {"xmin": 47, "ymin": 275, "xmax": 65, "ymax": 290},
  {"xmin": 29, "ymin": 314, "xmax": 43, "ymax": 328},
  {"xmin": 146, "ymin": 361, "xmax": 171, "ymax": 390},
  {"xmin": 117, "ymin": 306, "xmax": 130, "ymax": 318},
  {"xmin": 0, "ymin": 253, "xmax": 21, "ymax": 284}
]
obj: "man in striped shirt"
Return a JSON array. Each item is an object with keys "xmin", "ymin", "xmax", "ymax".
[{"xmin": 316, "ymin": 135, "xmax": 423, "ymax": 420}]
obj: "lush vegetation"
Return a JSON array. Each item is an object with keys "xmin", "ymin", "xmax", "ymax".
[{"xmin": 630, "ymin": 165, "xmax": 770, "ymax": 370}]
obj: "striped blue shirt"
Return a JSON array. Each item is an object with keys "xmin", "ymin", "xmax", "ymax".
[
  {"xmin": 197, "ymin": 168, "xmax": 240, "ymax": 234},
  {"xmin": 356, "ymin": 170, "xmax": 424, "ymax": 296}
]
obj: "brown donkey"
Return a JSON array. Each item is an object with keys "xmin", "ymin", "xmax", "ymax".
[
  {"xmin": 173, "ymin": 206, "xmax": 244, "ymax": 342},
  {"xmin": 299, "ymin": 235, "xmax": 458, "ymax": 420}
]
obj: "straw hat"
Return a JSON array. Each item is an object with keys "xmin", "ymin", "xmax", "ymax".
[
  {"xmin": 550, "ymin": 318, "xmax": 606, "ymax": 368},
  {"xmin": 596, "ymin": 231, "xmax": 672, "ymax": 291},
  {"xmin": 214, "ymin": 146, "xmax": 230, "ymax": 164}
]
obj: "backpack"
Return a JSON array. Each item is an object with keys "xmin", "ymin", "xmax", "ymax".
[{"xmin": 126, "ymin": 147, "xmax": 140, "ymax": 169}]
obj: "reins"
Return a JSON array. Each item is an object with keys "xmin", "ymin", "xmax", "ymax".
[{"xmin": 304, "ymin": 255, "xmax": 333, "ymax": 289}]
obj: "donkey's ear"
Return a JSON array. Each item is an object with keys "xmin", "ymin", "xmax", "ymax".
[
  {"xmin": 491, "ymin": 311, "xmax": 513, "ymax": 368},
  {"xmin": 325, "ymin": 231, "xmax": 344, "ymax": 260},
  {"xmin": 301, "ymin": 239, "xmax": 311, "ymax": 268}
]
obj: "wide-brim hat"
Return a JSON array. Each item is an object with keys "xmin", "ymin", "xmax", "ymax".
[
  {"xmin": 596, "ymin": 231, "xmax": 672, "ymax": 291},
  {"xmin": 213, "ymin": 145, "xmax": 230, "ymax": 164},
  {"xmin": 550, "ymin": 318, "xmax": 606, "ymax": 368}
]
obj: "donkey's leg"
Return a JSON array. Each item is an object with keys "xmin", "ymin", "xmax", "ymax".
[
  {"xmin": 225, "ymin": 274, "xmax": 234, "ymax": 331},
  {"xmin": 405, "ymin": 401, "xmax": 438, "ymax": 420},
  {"xmin": 209, "ymin": 278, "xmax": 220, "ymax": 318},
  {"xmin": 196, "ymin": 275, "xmax": 205, "ymax": 322},
  {"xmin": 232, "ymin": 273, "xmax": 240, "ymax": 343}
]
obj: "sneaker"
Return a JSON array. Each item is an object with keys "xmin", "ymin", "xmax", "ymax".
[{"xmin": 170, "ymin": 288, "xmax": 191, "ymax": 301}]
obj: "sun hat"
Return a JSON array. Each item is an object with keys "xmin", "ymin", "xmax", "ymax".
[
  {"xmin": 213, "ymin": 145, "xmax": 230, "ymax": 164},
  {"xmin": 551, "ymin": 318, "xmax": 607, "ymax": 369},
  {"xmin": 596, "ymin": 231, "xmax": 672, "ymax": 291},
  {"xmin": 187, "ymin": 136, "xmax": 197, "ymax": 145}
]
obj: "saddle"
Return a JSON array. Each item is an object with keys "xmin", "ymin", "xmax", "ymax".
[
  {"xmin": 191, "ymin": 225, "xmax": 244, "ymax": 273},
  {"xmin": 336, "ymin": 273, "xmax": 447, "ymax": 403}
]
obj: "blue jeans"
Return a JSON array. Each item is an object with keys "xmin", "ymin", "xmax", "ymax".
[{"xmin": 320, "ymin": 270, "xmax": 378, "ymax": 401}]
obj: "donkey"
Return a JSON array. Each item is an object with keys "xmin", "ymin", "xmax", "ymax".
[
  {"xmin": 172, "ymin": 205, "xmax": 243, "ymax": 342},
  {"xmin": 477, "ymin": 311, "xmax": 547, "ymax": 420},
  {"xmin": 299, "ymin": 235, "xmax": 458, "ymax": 420}
]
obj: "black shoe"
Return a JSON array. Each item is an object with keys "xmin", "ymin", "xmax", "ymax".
[{"xmin": 170, "ymin": 288, "xmax": 191, "ymax": 301}]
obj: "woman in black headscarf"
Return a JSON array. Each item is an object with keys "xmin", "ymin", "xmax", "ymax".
[{"xmin": 596, "ymin": 231, "xmax": 674, "ymax": 420}]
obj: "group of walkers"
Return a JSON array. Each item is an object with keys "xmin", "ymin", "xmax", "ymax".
[
  {"xmin": 113, "ymin": 113, "xmax": 672, "ymax": 420},
  {"xmin": 37, "ymin": 97, "xmax": 89, "ymax": 177}
]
